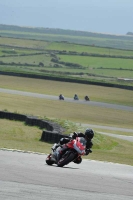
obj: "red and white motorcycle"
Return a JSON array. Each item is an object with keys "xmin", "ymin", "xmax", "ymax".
[{"xmin": 46, "ymin": 137, "xmax": 86, "ymax": 167}]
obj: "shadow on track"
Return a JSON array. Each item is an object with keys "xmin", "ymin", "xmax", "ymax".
[{"xmin": 45, "ymin": 164, "xmax": 79, "ymax": 169}]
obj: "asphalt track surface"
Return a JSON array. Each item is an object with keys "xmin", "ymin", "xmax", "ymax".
[
  {"xmin": 1, "ymin": 88, "xmax": 133, "ymax": 142},
  {"xmin": 0, "ymin": 150, "xmax": 133, "ymax": 200}
]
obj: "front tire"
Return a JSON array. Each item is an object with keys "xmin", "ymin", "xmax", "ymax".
[
  {"xmin": 46, "ymin": 154, "xmax": 54, "ymax": 165},
  {"xmin": 57, "ymin": 152, "xmax": 75, "ymax": 167},
  {"xmin": 46, "ymin": 159, "xmax": 54, "ymax": 165}
]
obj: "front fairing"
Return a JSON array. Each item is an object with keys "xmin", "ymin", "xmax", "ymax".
[{"xmin": 66, "ymin": 137, "xmax": 86, "ymax": 155}]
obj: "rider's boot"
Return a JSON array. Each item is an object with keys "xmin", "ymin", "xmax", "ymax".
[{"xmin": 50, "ymin": 145, "xmax": 63, "ymax": 163}]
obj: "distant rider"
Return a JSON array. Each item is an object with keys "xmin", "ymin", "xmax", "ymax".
[
  {"xmin": 59, "ymin": 94, "xmax": 64, "ymax": 100},
  {"xmin": 74, "ymin": 94, "xmax": 78, "ymax": 100}
]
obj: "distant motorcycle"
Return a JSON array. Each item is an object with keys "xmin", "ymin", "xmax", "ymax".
[
  {"xmin": 59, "ymin": 94, "xmax": 64, "ymax": 100},
  {"xmin": 85, "ymin": 95, "xmax": 90, "ymax": 101},
  {"xmin": 46, "ymin": 137, "xmax": 86, "ymax": 167},
  {"xmin": 74, "ymin": 94, "xmax": 79, "ymax": 100}
]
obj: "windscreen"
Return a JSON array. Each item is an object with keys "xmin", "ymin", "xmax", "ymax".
[{"xmin": 78, "ymin": 137, "xmax": 86, "ymax": 146}]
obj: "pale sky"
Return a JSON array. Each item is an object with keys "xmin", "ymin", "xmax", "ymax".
[{"xmin": 0, "ymin": 0, "xmax": 133, "ymax": 35}]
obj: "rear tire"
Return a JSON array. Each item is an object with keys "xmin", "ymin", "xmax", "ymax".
[{"xmin": 57, "ymin": 152, "xmax": 75, "ymax": 167}]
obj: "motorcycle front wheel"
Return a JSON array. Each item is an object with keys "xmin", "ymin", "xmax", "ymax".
[
  {"xmin": 57, "ymin": 152, "xmax": 75, "ymax": 167},
  {"xmin": 46, "ymin": 154, "xmax": 55, "ymax": 165}
]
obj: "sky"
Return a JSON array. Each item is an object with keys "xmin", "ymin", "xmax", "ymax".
[{"xmin": 0, "ymin": 0, "xmax": 133, "ymax": 35}]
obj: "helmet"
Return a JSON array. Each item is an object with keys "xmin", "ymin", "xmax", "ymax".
[{"xmin": 84, "ymin": 128, "xmax": 94, "ymax": 139}]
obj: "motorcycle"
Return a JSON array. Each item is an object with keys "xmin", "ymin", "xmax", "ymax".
[
  {"xmin": 74, "ymin": 95, "xmax": 79, "ymax": 100},
  {"xmin": 59, "ymin": 94, "xmax": 64, "ymax": 100},
  {"xmin": 84, "ymin": 95, "xmax": 90, "ymax": 101},
  {"xmin": 46, "ymin": 137, "xmax": 86, "ymax": 167}
]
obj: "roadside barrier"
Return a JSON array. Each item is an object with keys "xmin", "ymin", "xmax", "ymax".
[{"xmin": 0, "ymin": 111, "xmax": 67, "ymax": 143}]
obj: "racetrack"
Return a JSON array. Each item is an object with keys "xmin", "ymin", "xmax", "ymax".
[
  {"xmin": 1, "ymin": 88, "xmax": 133, "ymax": 112},
  {"xmin": 0, "ymin": 150, "xmax": 133, "ymax": 200}
]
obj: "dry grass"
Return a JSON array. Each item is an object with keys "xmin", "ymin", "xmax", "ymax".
[
  {"xmin": 1, "ymin": 93, "xmax": 133, "ymax": 129},
  {"xmin": 0, "ymin": 119, "xmax": 51, "ymax": 153}
]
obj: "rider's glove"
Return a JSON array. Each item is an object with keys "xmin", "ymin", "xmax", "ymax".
[
  {"xmin": 85, "ymin": 149, "xmax": 92, "ymax": 155},
  {"xmin": 72, "ymin": 132, "xmax": 77, "ymax": 139}
]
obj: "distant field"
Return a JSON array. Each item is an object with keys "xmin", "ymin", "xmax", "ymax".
[
  {"xmin": 0, "ymin": 37, "xmax": 49, "ymax": 49},
  {"xmin": 1, "ymin": 51, "xmax": 133, "ymax": 70},
  {"xmin": 47, "ymin": 42, "xmax": 133, "ymax": 56},
  {"xmin": 0, "ymin": 47, "xmax": 40, "ymax": 56},
  {"xmin": 1, "ymin": 30, "xmax": 133, "ymax": 50},
  {"xmin": 0, "ymin": 54, "xmax": 51, "ymax": 65},
  {"xmin": 0, "ymin": 51, "xmax": 133, "ymax": 79},
  {"xmin": 58, "ymin": 55, "xmax": 133, "ymax": 69},
  {"xmin": 1, "ymin": 37, "xmax": 133, "ymax": 56},
  {"xmin": 57, "ymin": 55, "xmax": 133, "ymax": 79},
  {"xmin": 0, "ymin": 36, "xmax": 133, "ymax": 86}
]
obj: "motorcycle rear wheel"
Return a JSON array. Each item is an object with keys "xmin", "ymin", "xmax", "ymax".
[{"xmin": 57, "ymin": 152, "xmax": 75, "ymax": 167}]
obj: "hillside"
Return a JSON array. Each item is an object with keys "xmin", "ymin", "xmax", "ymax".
[{"xmin": 1, "ymin": 24, "xmax": 133, "ymax": 50}]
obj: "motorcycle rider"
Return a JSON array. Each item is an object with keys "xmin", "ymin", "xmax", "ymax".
[
  {"xmin": 59, "ymin": 94, "xmax": 64, "ymax": 100},
  {"xmin": 74, "ymin": 94, "xmax": 79, "ymax": 100},
  {"xmin": 51, "ymin": 128, "xmax": 94, "ymax": 164},
  {"xmin": 85, "ymin": 95, "xmax": 89, "ymax": 101}
]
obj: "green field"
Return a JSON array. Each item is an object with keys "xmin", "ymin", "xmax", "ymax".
[
  {"xmin": 1, "ymin": 52, "xmax": 133, "ymax": 80},
  {"xmin": 47, "ymin": 42, "xmax": 133, "ymax": 56},
  {"xmin": 1, "ymin": 29, "xmax": 133, "ymax": 50},
  {"xmin": 58, "ymin": 55, "xmax": 133, "ymax": 79},
  {"xmin": 1, "ymin": 37, "xmax": 133, "ymax": 56},
  {"xmin": 0, "ymin": 36, "xmax": 133, "ymax": 85},
  {"xmin": 59, "ymin": 55, "xmax": 133, "ymax": 69}
]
